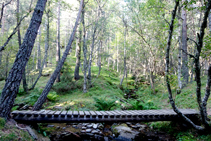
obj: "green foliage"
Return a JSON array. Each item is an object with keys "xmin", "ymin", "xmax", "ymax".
[
  {"xmin": 0, "ymin": 117, "xmax": 6, "ymax": 130},
  {"xmin": 17, "ymin": 88, "xmax": 27, "ymax": 96},
  {"xmin": 127, "ymin": 99, "xmax": 158, "ymax": 110},
  {"xmin": 93, "ymin": 97, "xmax": 116, "ymax": 111},
  {"xmin": 23, "ymin": 88, "xmax": 42, "ymax": 106},
  {"xmin": 47, "ymin": 91, "xmax": 59, "ymax": 101}
]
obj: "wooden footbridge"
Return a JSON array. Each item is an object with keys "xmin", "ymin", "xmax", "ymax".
[{"xmin": 11, "ymin": 109, "xmax": 199, "ymax": 123}]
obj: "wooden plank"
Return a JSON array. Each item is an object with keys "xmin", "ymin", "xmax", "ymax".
[
  {"xmin": 105, "ymin": 111, "xmax": 115, "ymax": 118},
  {"xmin": 84, "ymin": 111, "xmax": 91, "ymax": 118},
  {"xmin": 47, "ymin": 111, "xmax": 56, "ymax": 117},
  {"xmin": 54, "ymin": 111, "xmax": 62, "ymax": 117},
  {"xmin": 26, "ymin": 111, "xmax": 35, "ymax": 117},
  {"xmin": 109, "ymin": 111, "xmax": 121, "ymax": 118},
  {"xmin": 19, "ymin": 110, "xmax": 29, "ymax": 117},
  {"xmin": 41, "ymin": 110, "xmax": 51, "ymax": 117},
  {"xmin": 99, "ymin": 111, "xmax": 109, "ymax": 118},
  {"xmin": 89, "ymin": 111, "xmax": 97, "ymax": 118},
  {"xmin": 34, "ymin": 110, "xmax": 45, "ymax": 117},
  {"xmin": 120, "ymin": 111, "xmax": 132, "ymax": 118},
  {"xmin": 61, "ymin": 111, "xmax": 67, "ymax": 117},
  {"xmin": 11, "ymin": 111, "xmax": 21, "ymax": 116},
  {"xmin": 67, "ymin": 111, "xmax": 72, "ymax": 117},
  {"xmin": 79, "ymin": 111, "xmax": 84, "ymax": 118},
  {"xmin": 114, "ymin": 110, "xmax": 126, "ymax": 118},
  {"xmin": 95, "ymin": 111, "xmax": 103, "ymax": 118},
  {"xmin": 73, "ymin": 111, "xmax": 79, "ymax": 118}
]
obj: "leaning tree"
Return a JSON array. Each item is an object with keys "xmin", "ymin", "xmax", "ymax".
[{"xmin": 0, "ymin": 0, "xmax": 47, "ymax": 119}]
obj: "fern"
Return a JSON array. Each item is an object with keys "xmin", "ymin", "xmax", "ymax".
[
  {"xmin": 93, "ymin": 97, "xmax": 116, "ymax": 111},
  {"xmin": 127, "ymin": 99, "xmax": 158, "ymax": 110}
]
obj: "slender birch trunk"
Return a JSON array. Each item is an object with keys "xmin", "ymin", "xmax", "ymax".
[
  {"xmin": 120, "ymin": 24, "xmax": 127, "ymax": 86},
  {"xmin": 56, "ymin": 0, "xmax": 61, "ymax": 82}
]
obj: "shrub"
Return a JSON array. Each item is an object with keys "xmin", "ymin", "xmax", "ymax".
[
  {"xmin": 93, "ymin": 97, "xmax": 116, "ymax": 111},
  {"xmin": 47, "ymin": 91, "xmax": 59, "ymax": 101}
]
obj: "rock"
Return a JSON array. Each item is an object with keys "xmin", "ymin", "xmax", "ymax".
[
  {"xmin": 86, "ymin": 129, "xmax": 92, "ymax": 133},
  {"xmin": 91, "ymin": 130, "xmax": 99, "ymax": 134},
  {"xmin": 47, "ymin": 125, "xmax": 55, "ymax": 127},
  {"xmin": 131, "ymin": 125, "xmax": 139, "ymax": 129},
  {"xmin": 135, "ymin": 123, "xmax": 142, "ymax": 127},
  {"xmin": 112, "ymin": 124, "xmax": 140, "ymax": 141},
  {"xmin": 94, "ymin": 135, "xmax": 103, "ymax": 140},
  {"xmin": 56, "ymin": 126, "xmax": 60, "ymax": 129},
  {"xmin": 62, "ymin": 127, "xmax": 66, "ymax": 130},
  {"xmin": 126, "ymin": 122, "xmax": 132, "ymax": 126},
  {"xmin": 87, "ymin": 124, "xmax": 93, "ymax": 128},
  {"xmin": 82, "ymin": 127, "xmax": 86, "ymax": 130},
  {"xmin": 82, "ymin": 123, "xmax": 88, "ymax": 126},
  {"xmin": 104, "ymin": 137, "xmax": 109, "ymax": 141},
  {"xmin": 96, "ymin": 129, "xmax": 100, "ymax": 132},
  {"xmin": 86, "ymin": 133, "xmax": 94, "ymax": 136},
  {"xmin": 139, "ymin": 125, "xmax": 147, "ymax": 131},
  {"xmin": 81, "ymin": 130, "xmax": 86, "ymax": 133},
  {"xmin": 98, "ymin": 124, "xmax": 104, "ymax": 129},
  {"xmin": 72, "ymin": 125, "xmax": 77, "ymax": 128},
  {"xmin": 93, "ymin": 123, "xmax": 98, "ymax": 129}
]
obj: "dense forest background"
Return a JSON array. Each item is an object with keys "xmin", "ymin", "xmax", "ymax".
[{"xmin": 1, "ymin": 0, "xmax": 211, "ymax": 140}]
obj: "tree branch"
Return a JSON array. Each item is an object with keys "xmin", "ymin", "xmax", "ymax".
[
  {"xmin": 0, "ymin": 0, "xmax": 13, "ymax": 28},
  {"xmin": 0, "ymin": 10, "xmax": 32, "ymax": 52},
  {"xmin": 187, "ymin": 37, "xmax": 199, "ymax": 47},
  {"xmin": 180, "ymin": 48, "xmax": 196, "ymax": 59}
]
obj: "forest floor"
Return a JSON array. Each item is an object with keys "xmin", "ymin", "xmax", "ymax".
[{"xmin": 1, "ymin": 56, "xmax": 211, "ymax": 140}]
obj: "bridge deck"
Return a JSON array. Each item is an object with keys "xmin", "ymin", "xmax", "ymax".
[{"xmin": 11, "ymin": 109, "xmax": 199, "ymax": 123}]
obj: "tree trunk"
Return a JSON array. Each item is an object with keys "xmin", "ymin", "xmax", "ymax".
[
  {"xmin": 36, "ymin": 26, "xmax": 41, "ymax": 70},
  {"xmin": 87, "ymin": 26, "xmax": 97, "ymax": 87},
  {"xmin": 82, "ymin": 3, "xmax": 87, "ymax": 93},
  {"xmin": 178, "ymin": 5, "xmax": 182, "ymax": 89},
  {"xmin": 0, "ymin": 0, "xmax": 47, "ymax": 119},
  {"xmin": 74, "ymin": 27, "xmax": 82, "ymax": 80},
  {"xmin": 32, "ymin": 0, "xmax": 84, "ymax": 110},
  {"xmin": 56, "ymin": 0, "xmax": 61, "ymax": 82},
  {"xmin": 98, "ymin": 40, "xmax": 102, "ymax": 76},
  {"xmin": 44, "ymin": 16, "xmax": 49, "ymax": 68},
  {"xmin": 181, "ymin": 0, "xmax": 189, "ymax": 87},
  {"xmin": 120, "ymin": 24, "xmax": 127, "ymax": 86}
]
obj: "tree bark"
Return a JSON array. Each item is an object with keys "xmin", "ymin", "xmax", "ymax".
[
  {"xmin": 82, "ymin": 3, "xmax": 88, "ymax": 93},
  {"xmin": 120, "ymin": 23, "xmax": 127, "ymax": 86},
  {"xmin": 36, "ymin": 26, "xmax": 41, "ymax": 70},
  {"xmin": 181, "ymin": 0, "xmax": 189, "ymax": 87},
  {"xmin": 87, "ymin": 26, "xmax": 97, "ymax": 87},
  {"xmin": 56, "ymin": 0, "xmax": 61, "ymax": 82},
  {"xmin": 17, "ymin": 0, "xmax": 28, "ymax": 93},
  {"xmin": 178, "ymin": 5, "xmax": 182, "ymax": 89},
  {"xmin": 74, "ymin": 27, "xmax": 82, "ymax": 80},
  {"xmin": 0, "ymin": 0, "xmax": 47, "ymax": 119},
  {"xmin": 44, "ymin": 13, "xmax": 50, "ymax": 68},
  {"xmin": 33, "ymin": 0, "xmax": 84, "ymax": 110}
]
